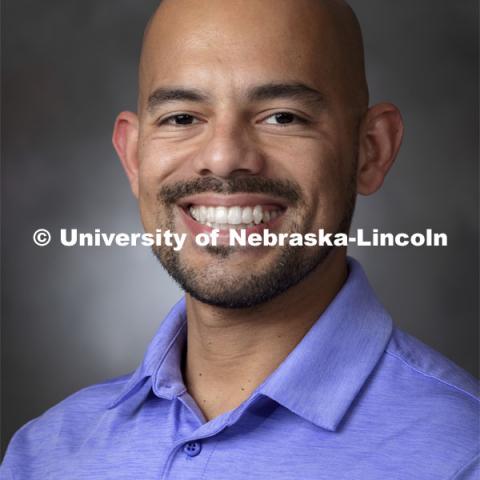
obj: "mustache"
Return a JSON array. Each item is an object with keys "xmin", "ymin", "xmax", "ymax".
[{"xmin": 158, "ymin": 176, "xmax": 302, "ymax": 205}]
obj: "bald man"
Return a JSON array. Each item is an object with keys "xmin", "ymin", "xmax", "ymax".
[{"xmin": 2, "ymin": 1, "xmax": 478, "ymax": 479}]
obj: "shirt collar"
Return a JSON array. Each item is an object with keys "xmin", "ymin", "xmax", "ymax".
[
  {"xmin": 107, "ymin": 299, "xmax": 188, "ymax": 408},
  {"xmin": 257, "ymin": 257, "xmax": 393, "ymax": 431},
  {"xmin": 108, "ymin": 257, "xmax": 393, "ymax": 432}
]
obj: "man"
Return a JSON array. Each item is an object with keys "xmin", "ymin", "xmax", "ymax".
[{"xmin": 2, "ymin": 0, "xmax": 478, "ymax": 478}]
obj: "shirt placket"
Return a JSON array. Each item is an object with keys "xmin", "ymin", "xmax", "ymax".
[{"xmin": 161, "ymin": 394, "xmax": 231, "ymax": 480}]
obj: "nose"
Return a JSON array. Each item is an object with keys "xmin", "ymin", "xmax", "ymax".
[{"xmin": 192, "ymin": 119, "xmax": 265, "ymax": 178}]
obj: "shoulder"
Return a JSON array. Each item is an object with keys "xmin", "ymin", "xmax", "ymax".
[
  {"xmin": 379, "ymin": 328, "xmax": 479, "ymax": 458},
  {"xmin": 28, "ymin": 373, "xmax": 131, "ymax": 426},
  {"xmin": 385, "ymin": 327, "xmax": 479, "ymax": 405},
  {"xmin": 1, "ymin": 374, "xmax": 132, "ymax": 474},
  {"xmin": 357, "ymin": 327, "xmax": 479, "ymax": 478}
]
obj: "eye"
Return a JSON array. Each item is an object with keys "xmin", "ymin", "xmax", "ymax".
[
  {"xmin": 264, "ymin": 112, "xmax": 304, "ymax": 125},
  {"xmin": 160, "ymin": 114, "xmax": 200, "ymax": 126}
]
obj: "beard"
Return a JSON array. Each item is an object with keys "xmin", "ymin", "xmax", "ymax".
[{"xmin": 151, "ymin": 174, "xmax": 356, "ymax": 309}]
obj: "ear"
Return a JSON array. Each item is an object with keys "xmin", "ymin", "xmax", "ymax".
[
  {"xmin": 112, "ymin": 111, "xmax": 140, "ymax": 198},
  {"xmin": 356, "ymin": 103, "xmax": 404, "ymax": 195}
]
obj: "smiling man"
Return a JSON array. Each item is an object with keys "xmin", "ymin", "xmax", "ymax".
[{"xmin": 2, "ymin": 0, "xmax": 479, "ymax": 479}]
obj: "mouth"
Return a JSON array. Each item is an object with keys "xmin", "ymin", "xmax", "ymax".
[{"xmin": 177, "ymin": 194, "xmax": 288, "ymax": 235}]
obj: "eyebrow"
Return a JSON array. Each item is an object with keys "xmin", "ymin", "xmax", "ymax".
[
  {"xmin": 146, "ymin": 82, "xmax": 326, "ymax": 113},
  {"xmin": 247, "ymin": 82, "xmax": 327, "ymax": 107},
  {"xmin": 147, "ymin": 88, "xmax": 210, "ymax": 113}
]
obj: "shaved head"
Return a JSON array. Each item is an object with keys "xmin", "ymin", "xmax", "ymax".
[{"xmin": 139, "ymin": 0, "xmax": 368, "ymax": 117}]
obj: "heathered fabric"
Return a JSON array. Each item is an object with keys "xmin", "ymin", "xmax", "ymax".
[{"xmin": 2, "ymin": 258, "xmax": 479, "ymax": 479}]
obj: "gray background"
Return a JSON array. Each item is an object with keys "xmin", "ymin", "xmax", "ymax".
[{"xmin": 2, "ymin": 0, "xmax": 478, "ymax": 455}]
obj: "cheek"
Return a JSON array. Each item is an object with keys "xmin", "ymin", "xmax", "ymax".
[
  {"xmin": 311, "ymin": 159, "xmax": 355, "ymax": 226},
  {"xmin": 137, "ymin": 137, "xmax": 202, "ymax": 232},
  {"xmin": 136, "ymin": 141, "xmax": 186, "ymax": 203},
  {"xmin": 267, "ymin": 138, "xmax": 349, "ymax": 203},
  {"xmin": 137, "ymin": 132, "xmax": 201, "ymax": 186},
  {"xmin": 268, "ymin": 137, "xmax": 354, "ymax": 230},
  {"xmin": 138, "ymin": 142, "xmax": 175, "ymax": 188},
  {"xmin": 135, "ymin": 147, "xmax": 172, "ymax": 232}
]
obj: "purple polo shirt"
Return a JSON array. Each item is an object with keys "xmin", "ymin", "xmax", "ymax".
[{"xmin": 1, "ymin": 258, "xmax": 479, "ymax": 479}]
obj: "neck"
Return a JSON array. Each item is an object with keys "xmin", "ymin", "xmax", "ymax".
[{"xmin": 183, "ymin": 248, "xmax": 348, "ymax": 421}]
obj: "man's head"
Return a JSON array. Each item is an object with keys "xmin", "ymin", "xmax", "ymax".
[{"xmin": 113, "ymin": 0, "xmax": 403, "ymax": 308}]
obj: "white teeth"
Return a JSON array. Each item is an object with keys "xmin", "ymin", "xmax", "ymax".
[
  {"xmin": 207, "ymin": 206, "xmax": 216, "ymax": 223},
  {"xmin": 199, "ymin": 206, "xmax": 208, "ymax": 223},
  {"xmin": 241, "ymin": 206, "xmax": 253, "ymax": 224},
  {"xmin": 189, "ymin": 205, "xmax": 282, "ymax": 227},
  {"xmin": 191, "ymin": 207, "xmax": 200, "ymax": 221},
  {"xmin": 253, "ymin": 205, "xmax": 263, "ymax": 224},
  {"xmin": 215, "ymin": 206, "xmax": 228, "ymax": 224},
  {"xmin": 227, "ymin": 206, "xmax": 242, "ymax": 225}
]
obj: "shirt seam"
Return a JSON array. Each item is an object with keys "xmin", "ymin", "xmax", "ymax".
[
  {"xmin": 73, "ymin": 376, "xmax": 133, "ymax": 409},
  {"xmin": 88, "ymin": 377, "xmax": 131, "ymax": 388},
  {"xmin": 200, "ymin": 437, "xmax": 220, "ymax": 480},
  {"xmin": 448, "ymin": 450, "xmax": 480, "ymax": 479},
  {"xmin": 385, "ymin": 350, "xmax": 479, "ymax": 403}
]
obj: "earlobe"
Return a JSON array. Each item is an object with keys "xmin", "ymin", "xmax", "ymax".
[
  {"xmin": 356, "ymin": 103, "xmax": 404, "ymax": 196},
  {"xmin": 112, "ymin": 111, "xmax": 140, "ymax": 198}
]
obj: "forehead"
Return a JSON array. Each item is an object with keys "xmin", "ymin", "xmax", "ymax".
[{"xmin": 139, "ymin": 0, "xmax": 343, "ymax": 102}]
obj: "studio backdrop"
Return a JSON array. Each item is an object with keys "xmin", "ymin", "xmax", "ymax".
[{"xmin": 2, "ymin": 0, "xmax": 478, "ymax": 454}]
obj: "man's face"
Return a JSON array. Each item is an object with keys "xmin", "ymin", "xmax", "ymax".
[{"xmin": 134, "ymin": 0, "xmax": 361, "ymax": 308}]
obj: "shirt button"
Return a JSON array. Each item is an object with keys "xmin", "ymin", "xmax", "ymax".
[{"xmin": 183, "ymin": 441, "xmax": 202, "ymax": 457}]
